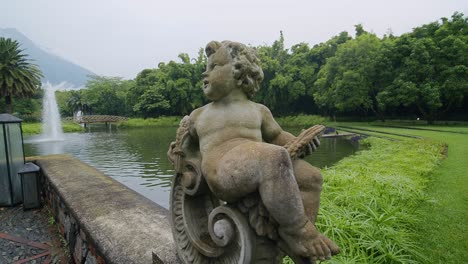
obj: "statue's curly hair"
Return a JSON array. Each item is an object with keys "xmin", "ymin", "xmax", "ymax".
[{"xmin": 205, "ymin": 41, "xmax": 264, "ymax": 98}]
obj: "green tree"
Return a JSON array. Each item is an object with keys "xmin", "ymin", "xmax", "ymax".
[
  {"xmin": 257, "ymin": 32, "xmax": 311, "ymax": 115},
  {"xmin": 255, "ymin": 31, "xmax": 351, "ymax": 116},
  {"xmin": 256, "ymin": 32, "xmax": 288, "ymax": 113},
  {"xmin": 132, "ymin": 52, "xmax": 206, "ymax": 117},
  {"xmin": 67, "ymin": 90, "xmax": 83, "ymax": 116},
  {"xmin": 377, "ymin": 12, "xmax": 468, "ymax": 122},
  {"xmin": 133, "ymin": 87, "xmax": 170, "ymax": 118},
  {"xmin": 82, "ymin": 76, "xmax": 130, "ymax": 116},
  {"xmin": 0, "ymin": 93, "xmax": 42, "ymax": 121},
  {"xmin": 0, "ymin": 37, "xmax": 43, "ymax": 113},
  {"xmin": 308, "ymin": 31, "xmax": 351, "ymax": 69},
  {"xmin": 354, "ymin": 24, "xmax": 367, "ymax": 37},
  {"xmin": 314, "ymin": 33, "xmax": 385, "ymax": 118},
  {"xmin": 55, "ymin": 90, "xmax": 73, "ymax": 116},
  {"xmin": 434, "ymin": 12, "xmax": 468, "ymax": 116},
  {"xmin": 377, "ymin": 36, "xmax": 440, "ymax": 120}
]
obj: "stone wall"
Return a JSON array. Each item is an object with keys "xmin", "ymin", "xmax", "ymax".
[
  {"xmin": 42, "ymin": 176, "xmax": 106, "ymax": 264},
  {"xmin": 29, "ymin": 154, "xmax": 180, "ymax": 264}
]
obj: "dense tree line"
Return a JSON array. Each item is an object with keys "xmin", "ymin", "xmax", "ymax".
[
  {"xmin": 51, "ymin": 12, "xmax": 466, "ymax": 122},
  {"xmin": 314, "ymin": 12, "xmax": 467, "ymax": 122}
]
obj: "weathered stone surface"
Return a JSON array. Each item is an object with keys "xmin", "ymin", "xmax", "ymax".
[
  {"xmin": 31, "ymin": 154, "xmax": 180, "ymax": 264},
  {"xmin": 167, "ymin": 41, "xmax": 339, "ymax": 263}
]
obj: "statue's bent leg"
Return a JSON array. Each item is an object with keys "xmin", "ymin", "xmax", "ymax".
[
  {"xmin": 213, "ymin": 142, "xmax": 307, "ymax": 227},
  {"xmin": 212, "ymin": 142, "xmax": 339, "ymax": 261},
  {"xmin": 293, "ymin": 159, "xmax": 323, "ymax": 224}
]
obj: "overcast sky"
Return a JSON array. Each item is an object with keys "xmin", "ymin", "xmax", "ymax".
[{"xmin": 1, "ymin": 0, "xmax": 466, "ymax": 79}]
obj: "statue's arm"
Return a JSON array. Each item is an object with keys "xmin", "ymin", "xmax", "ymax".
[
  {"xmin": 260, "ymin": 104, "xmax": 324, "ymax": 159},
  {"xmin": 260, "ymin": 105, "xmax": 295, "ymax": 145}
]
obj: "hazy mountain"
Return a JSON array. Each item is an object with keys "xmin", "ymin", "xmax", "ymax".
[{"xmin": 0, "ymin": 28, "xmax": 94, "ymax": 87}]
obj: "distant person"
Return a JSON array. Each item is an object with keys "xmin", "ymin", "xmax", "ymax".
[{"xmin": 75, "ymin": 110, "xmax": 83, "ymax": 122}]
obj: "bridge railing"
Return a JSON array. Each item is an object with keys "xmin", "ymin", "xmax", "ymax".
[{"xmin": 63, "ymin": 115, "xmax": 128, "ymax": 124}]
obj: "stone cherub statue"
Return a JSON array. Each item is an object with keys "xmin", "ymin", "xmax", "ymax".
[{"xmin": 168, "ymin": 40, "xmax": 339, "ymax": 263}]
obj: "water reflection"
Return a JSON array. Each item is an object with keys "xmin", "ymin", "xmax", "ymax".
[
  {"xmin": 287, "ymin": 127, "xmax": 359, "ymax": 169},
  {"xmin": 24, "ymin": 126, "xmax": 358, "ymax": 208}
]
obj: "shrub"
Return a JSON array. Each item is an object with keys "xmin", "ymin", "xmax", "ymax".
[
  {"xmin": 117, "ymin": 116, "xmax": 182, "ymax": 128},
  {"xmin": 276, "ymin": 115, "xmax": 329, "ymax": 127}
]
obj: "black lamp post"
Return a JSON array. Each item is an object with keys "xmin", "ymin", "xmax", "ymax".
[{"xmin": 0, "ymin": 114, "xmax": 25, "ymax": 206}]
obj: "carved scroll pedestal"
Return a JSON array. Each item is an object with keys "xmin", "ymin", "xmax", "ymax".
[{"xmin": 170, "ymin": 159, "xmax": 314, "ymax": 264}]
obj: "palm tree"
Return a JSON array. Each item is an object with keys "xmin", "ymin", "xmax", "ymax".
[
  {"xmin": 66, "ymin": 90, "xmax": 83, "ymax": 116},
  {"xmin": 0, "ymin": 37, "xmax": 43, "ymax": 113}
]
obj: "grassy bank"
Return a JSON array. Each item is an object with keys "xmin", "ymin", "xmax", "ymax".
[
  {"xmin": 278, "ymin": 116, "xmax": 468, "ymax": 263},
  {"xmin": 328, "ymin": 123, "xmax": 467, "ymax": 263},
  {"xmin": 116, "ymin": 117, "xmax": 182, "ymax": 128},
  {"xmin": 22, "ymin": 122, "xmax": 84, "ymax": 135},
  {"xmin": 314, "ymin": 137, "xmax": 444, "ymax": 263},
  {"xmin": 114, "ymin": 115, "xmax": 329, "ymax": 129}
]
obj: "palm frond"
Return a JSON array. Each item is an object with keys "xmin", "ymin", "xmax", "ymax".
[{"xmin": 0, "ymin": 37, "xmax": 43, "ymax": 100}]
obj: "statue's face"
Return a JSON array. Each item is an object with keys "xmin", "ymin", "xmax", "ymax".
[{"xmin": 202, "ymin": 47, "xmax": 238, "ymax": 101}]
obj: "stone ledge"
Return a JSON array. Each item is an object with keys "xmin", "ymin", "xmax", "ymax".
[{"xmin": 29, "ymin": 154, "xmax": 180, "ymax": 264}]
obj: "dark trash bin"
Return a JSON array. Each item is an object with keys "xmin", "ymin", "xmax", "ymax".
[{"xmin": 19, "ymin": 162, "xmax": 41, "ymax": 210}]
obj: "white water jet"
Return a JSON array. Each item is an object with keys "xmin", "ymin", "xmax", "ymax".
[{"xmin": 40, "ymin": 82, "xmax": 65, "ymax": 141}]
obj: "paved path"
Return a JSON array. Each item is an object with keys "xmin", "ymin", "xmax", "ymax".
[{"xmin": 0, "ymin": 205, "xmax": 67, "ymax": 264}]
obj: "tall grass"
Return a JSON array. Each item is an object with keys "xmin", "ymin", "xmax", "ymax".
[
  {"xmin": 341, "ymin": 124, "xmax": 468, "ymax": 263},
  {"xmin": 283, "ymin": 137, "xmax": 443, "ymax": 263},
  {"xmin": 315, "ymin": 138, "xmax": 443, "ymax": 263}
]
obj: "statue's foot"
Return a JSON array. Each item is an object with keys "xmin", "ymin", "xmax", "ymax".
[{"xmin": 279, "ymin": 221, "xmax": 340, "ymax": 261}]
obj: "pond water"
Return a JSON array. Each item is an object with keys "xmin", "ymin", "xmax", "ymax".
[{"xmin": 24, "ymin": 126, "xmax": 358, "ymax": 208}]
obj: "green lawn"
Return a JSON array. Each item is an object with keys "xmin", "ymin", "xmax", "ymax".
[
  {"xmin": 328, "ymin": 122, "xmax": 467, "ymax": 263},
  {"xmin": 22, "ymin": 122, "xmax": 84, "ymax": 135},
  {"xmin": 116, "ymin": 117, "xmax": 182, "ymax": 128}
]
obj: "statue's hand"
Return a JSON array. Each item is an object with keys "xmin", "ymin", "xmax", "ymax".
[
  {"xmin": 298, "ymin": 135, "xmax": 321, "ymax": 158},
  {"xmin": 284, "ymin": 125, "xmax": 325, "ymax": 159}
]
